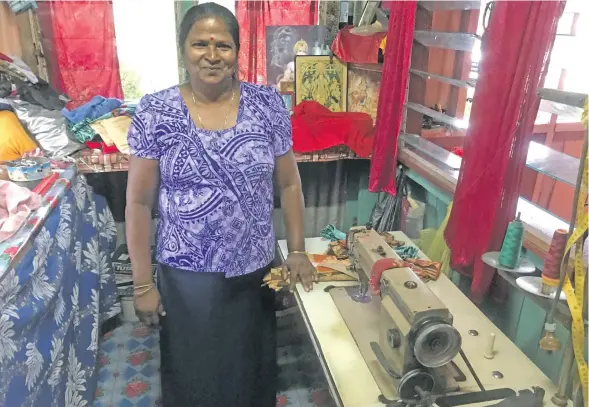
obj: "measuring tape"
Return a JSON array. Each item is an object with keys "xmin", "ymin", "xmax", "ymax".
[{"xmin": 560, "ymin": 149, "xmax": 588, "ymax": 405}]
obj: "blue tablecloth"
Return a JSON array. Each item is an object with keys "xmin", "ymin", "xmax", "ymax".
[{"xmin": 0, "ymin": 175, "xmax": 120, "ymax": 407}]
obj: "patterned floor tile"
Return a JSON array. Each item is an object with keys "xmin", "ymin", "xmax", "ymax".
[{"xmin": 94, "ymin": 313, "xmax": 335, "ymax": 407}]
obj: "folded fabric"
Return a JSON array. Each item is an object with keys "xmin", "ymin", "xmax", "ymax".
[
  {"xmin": 0, "ymin": 110, "xmax": 38, "ymax": 161},
  {"xmin": 91, "ymin": 116, "xmax": 132, "ymax": 154},
  {"xmin": 61, "ymin": 95, "xmax": 122, "ymax": 124},
  {"xmin": 291, "ymin": 101, "xmax": 374, "ymax": 157},
  {"xmin": 0, "ymin": 180, "xmax": 42, "ymax": 243}
]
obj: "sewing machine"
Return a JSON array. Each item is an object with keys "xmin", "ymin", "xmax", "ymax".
[{"xmin": 346, "ymin": 226, "xmax": 463, "ymax": 401}]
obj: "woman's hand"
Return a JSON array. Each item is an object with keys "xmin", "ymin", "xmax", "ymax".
[
  {"xmin": 281, "ymin": 253, "xmax": 318, "ymax": 293},
  {"xmin": 134, "ymin": 287, "xmax": 165, "ymax": 329}
]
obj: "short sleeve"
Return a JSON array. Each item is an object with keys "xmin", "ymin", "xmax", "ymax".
[
  {"xmin": 267, "ymin": 87, "xmax": 293, "ymax": 157},
  {"xmin": 127, "ymin": 94, "xmax": 160, "ymax": 160}
]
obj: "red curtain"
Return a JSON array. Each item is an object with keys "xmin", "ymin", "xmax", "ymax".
[
  {"xmin": 38, "ymin": 1, "xmax": 123, "ymax": 107},
  {"xmin": 236, "ymin": 0, "xmax": 318, "ymax": 84},
  {"xmin": 444, "ymin": 1, "xmax": 564, "ymax": 303},
  {"xmin": 368, "ymin": 1, "xmax": 416, "ymax": 194}
]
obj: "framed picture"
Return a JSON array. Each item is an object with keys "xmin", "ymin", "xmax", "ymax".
[
  {"xmin": 295, "ymin": 55, "xmax": 347, "ymax": 112},
  {"xmin": 346, "ymin": 63, "xmax": 382, "ymax": 121},
  {"xmin": 266, "ymin": 25, "xmax": 328, "ymax": 90},
  {"xmin": 280, "ymin": 91, "xmax": 294, "ymax": 112}
]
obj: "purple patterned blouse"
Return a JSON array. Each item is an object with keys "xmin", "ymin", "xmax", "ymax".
[{"xmin": 127, "ymin": 82, "xmax": 292, "ymax": 277}]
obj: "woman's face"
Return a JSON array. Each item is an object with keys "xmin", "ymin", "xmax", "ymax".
[{"xmin": 183, "ymin": 17, "xmax": 237, "ymax": 86}]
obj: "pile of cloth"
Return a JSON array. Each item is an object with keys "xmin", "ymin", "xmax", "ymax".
[
  {"xmin": 0, "ymin": 53, "xmax": 83, "ymax": 162},
  {"xmin": 63, "ymin": 96, "xmax": 136, "ymax": 154},
  {"xmin": 0, "ymin": 52, "xmax": 138, "ymax": 162},
  {"xmin": 264, "ymin": 227, "xmax": 442, "ymax": 292}
]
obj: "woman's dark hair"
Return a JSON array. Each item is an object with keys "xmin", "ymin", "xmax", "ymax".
[{"xmin": 178, "ymin": 3, "xmax": 240, "ymax": 53}]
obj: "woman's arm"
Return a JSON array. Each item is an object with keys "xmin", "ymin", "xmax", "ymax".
[
  {"xmin": 275, "ymin": 150, "xmax": 316, "ymax": 291},
  {"xmin": 126, "ymin": 156, "xmax": 159, "ymax": 286}
]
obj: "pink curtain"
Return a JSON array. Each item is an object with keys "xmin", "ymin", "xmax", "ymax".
[
  {"xmin": 38, "ymin": 1, "xmax": 123, "ymax": 106},
  {"xmin": 368, "ymin": 1, "xmax": 416, "ymax": 194},
  {"xmin": 236, "ymin": 0, "xmax": 318, "ymax": 84},
  {"xmin": 444, "ymin": 1, "xmax": 565, "ymax": 303}
]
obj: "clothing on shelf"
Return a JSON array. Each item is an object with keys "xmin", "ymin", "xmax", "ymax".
[
  {"xmin": 90, "ymin": 115, "xmax": 132, "ymax": 154},
  {"xmin": 0, "ymin": 180, "xmax": 41, "ymax": 242},
  {"xmin": 15, "ymin": 78, "xmax": 66, "ymax": 110},
  {"xmin": 61, "ymin": 95, "xmax": 122, "ymax": 124},
  {"xmin": 0, "ymin": 58, "xmax": 38, "ymax": 84}
]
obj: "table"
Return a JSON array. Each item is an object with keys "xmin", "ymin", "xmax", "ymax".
[
  {"xmin": 278, "ymin": 233, "xmax": 570, "ymax": 407},
  {"xmin": 0, "ymin": 173, "xmax": 120, "ymax": 407}
]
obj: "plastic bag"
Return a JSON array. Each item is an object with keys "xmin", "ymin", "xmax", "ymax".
[{"xmin": 6, "ymin": 98, "xmax": 84, "ymax": 158}]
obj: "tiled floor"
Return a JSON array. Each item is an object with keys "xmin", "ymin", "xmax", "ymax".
[{"xmin": 93, "ymin": 310, "xmax": 336, "ymax": 407}]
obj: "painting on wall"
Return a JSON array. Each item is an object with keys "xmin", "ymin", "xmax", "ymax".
[
  {"xmin": 295, "ymin": 55, "xmax": 347, "ymax": 112},
  {"xmin": 266, "ymin": 25, "xmax": 329, "ymax": 92},
  {"xmin": 347, "ymin": 65, "xmax": 382, "ymax": 121}
]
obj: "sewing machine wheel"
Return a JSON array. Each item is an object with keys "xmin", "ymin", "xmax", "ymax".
[
  {"xmin": 414, "ymin": 322, "xmax": 462, "ymax": 368},
  {"xmin": 397, "ymin": 369, "xmax": 435, "ymax": 400}
]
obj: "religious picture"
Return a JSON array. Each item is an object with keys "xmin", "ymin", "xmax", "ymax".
[
  {"xmin": 295, "ymin": 56, "xmax": 347, "ymax": 112},
  {"xmin": 266, "ymin": 26, "xmax": 328, "ymax": 92},
  {"xmin": 347, "ymin": 65, "xmax": 382, "ymax": 121}
]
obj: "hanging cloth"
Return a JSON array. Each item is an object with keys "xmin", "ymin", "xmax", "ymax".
[
  {"xmin": 368, "ymin": 1, "xmax": 416, "ymax": 195},
  {"xmin": 444, "ymin": 0, "xmax": 565, "ymax": 303},
  {"xmin": 236, "ymin": 0, "xmax": 318, "ymax": 84}
]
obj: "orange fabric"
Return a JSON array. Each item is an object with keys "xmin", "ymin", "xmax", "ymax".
[{"xmin": 0, "ymin": 111, "xmax": 38, "ymax": 161}]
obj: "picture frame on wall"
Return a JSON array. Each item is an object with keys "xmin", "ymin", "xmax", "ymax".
[
  {"xmin": 280, "ymin": 91, "xmax": 294, "ymax": 113},
  {"xmin": 295, "ymin": 55, "xmax": 348, "ymax": 112}
]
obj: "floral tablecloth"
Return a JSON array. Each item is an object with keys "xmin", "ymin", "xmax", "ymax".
[{"xmin": 0, "ymin": 170, "xmax": 120, "ymax": 407}]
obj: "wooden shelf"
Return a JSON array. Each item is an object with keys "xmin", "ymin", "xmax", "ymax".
[
  {"xmin": 413, "ymin": 30, "xmax": 480, "ymax": 52},
  {"xmin": 417, "ymin": 1, "xmax": 481, "ymax": 11},
  {"xmin": 410, "ymin": 68, "xmax": 476, "ymax": 88},
  {"xmin": 405, "ymin": 102, "xmax": 469, "ymax": 129}
]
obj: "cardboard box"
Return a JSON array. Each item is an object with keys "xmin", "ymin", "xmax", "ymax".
[
  {"xmin": 112, "ymin": 244, "xmax": 157, "ymax": 297},
  {"xmin": 112, "ymin": 244, "xmax": 157, "ymax": 275}
]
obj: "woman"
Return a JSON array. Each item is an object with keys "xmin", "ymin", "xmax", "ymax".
[{"xmin": 125, "ymin": 3, "xmax": 317, "ymax": 407}]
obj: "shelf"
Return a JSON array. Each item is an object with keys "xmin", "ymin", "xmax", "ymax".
[
  {"xmin": 538, "ymin": 99, "xmax": 584, "ymax": 121},
  {"xmin": 400, "ymin": 132, "xmax": 462, "ymax": 171},
  {"xmin": 537, "ymin": 88, "xmax": 587, "ymax": 109},
  {"xmin": 405, "ymin": 102, "xmax": 469, "ymax": 129},
  {"xmin": 525, "ymin": 141, "xmax": 581, "ymax": 187},
  {"xmin": 410, "ymin": 69, "xmax": 475, "ymax": 88},
  {"xmin": 413, "ymin": 30, "xmax": 480, "ymax": 52},
  {"xmin": 418, "ymin": 1, "xmax": 481, "ymax": 11}
]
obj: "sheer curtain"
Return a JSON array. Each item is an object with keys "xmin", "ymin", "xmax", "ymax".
[{"xmin": 444, "ymin": 0, "xmax": 565, "ymax": 303}]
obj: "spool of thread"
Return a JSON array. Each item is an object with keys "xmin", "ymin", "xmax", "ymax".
[
  {"xmin": 541, "ymin": 229, "xmax": 568, "ymax": 295},
  {"xmin": 498, "ymin": 213, "xmax": 524, "ymax": 269}
]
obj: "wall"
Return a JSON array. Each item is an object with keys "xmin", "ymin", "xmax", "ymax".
[{"xmin": 0, "ymin": 3, "xmax": 23, "ymax": 57}]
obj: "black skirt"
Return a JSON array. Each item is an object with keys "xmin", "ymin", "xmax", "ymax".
[{"xmin": 157, "ymin": 264, "xmax": 276, "ymax": 407}]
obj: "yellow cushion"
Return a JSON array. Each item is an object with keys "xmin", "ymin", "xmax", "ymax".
[{"xmin": 0, "ymin": 110, "xmax": 38, "ymax": 161}]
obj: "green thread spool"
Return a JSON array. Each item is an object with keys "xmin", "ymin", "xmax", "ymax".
[{"xmin": 498, "ymin": 212, "xmax": 525, "ymax": 269}]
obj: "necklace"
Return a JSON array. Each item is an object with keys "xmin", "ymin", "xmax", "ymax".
[{"xmin": 191, "ymin": 85, "xmax": 236, "ymax": 130}]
